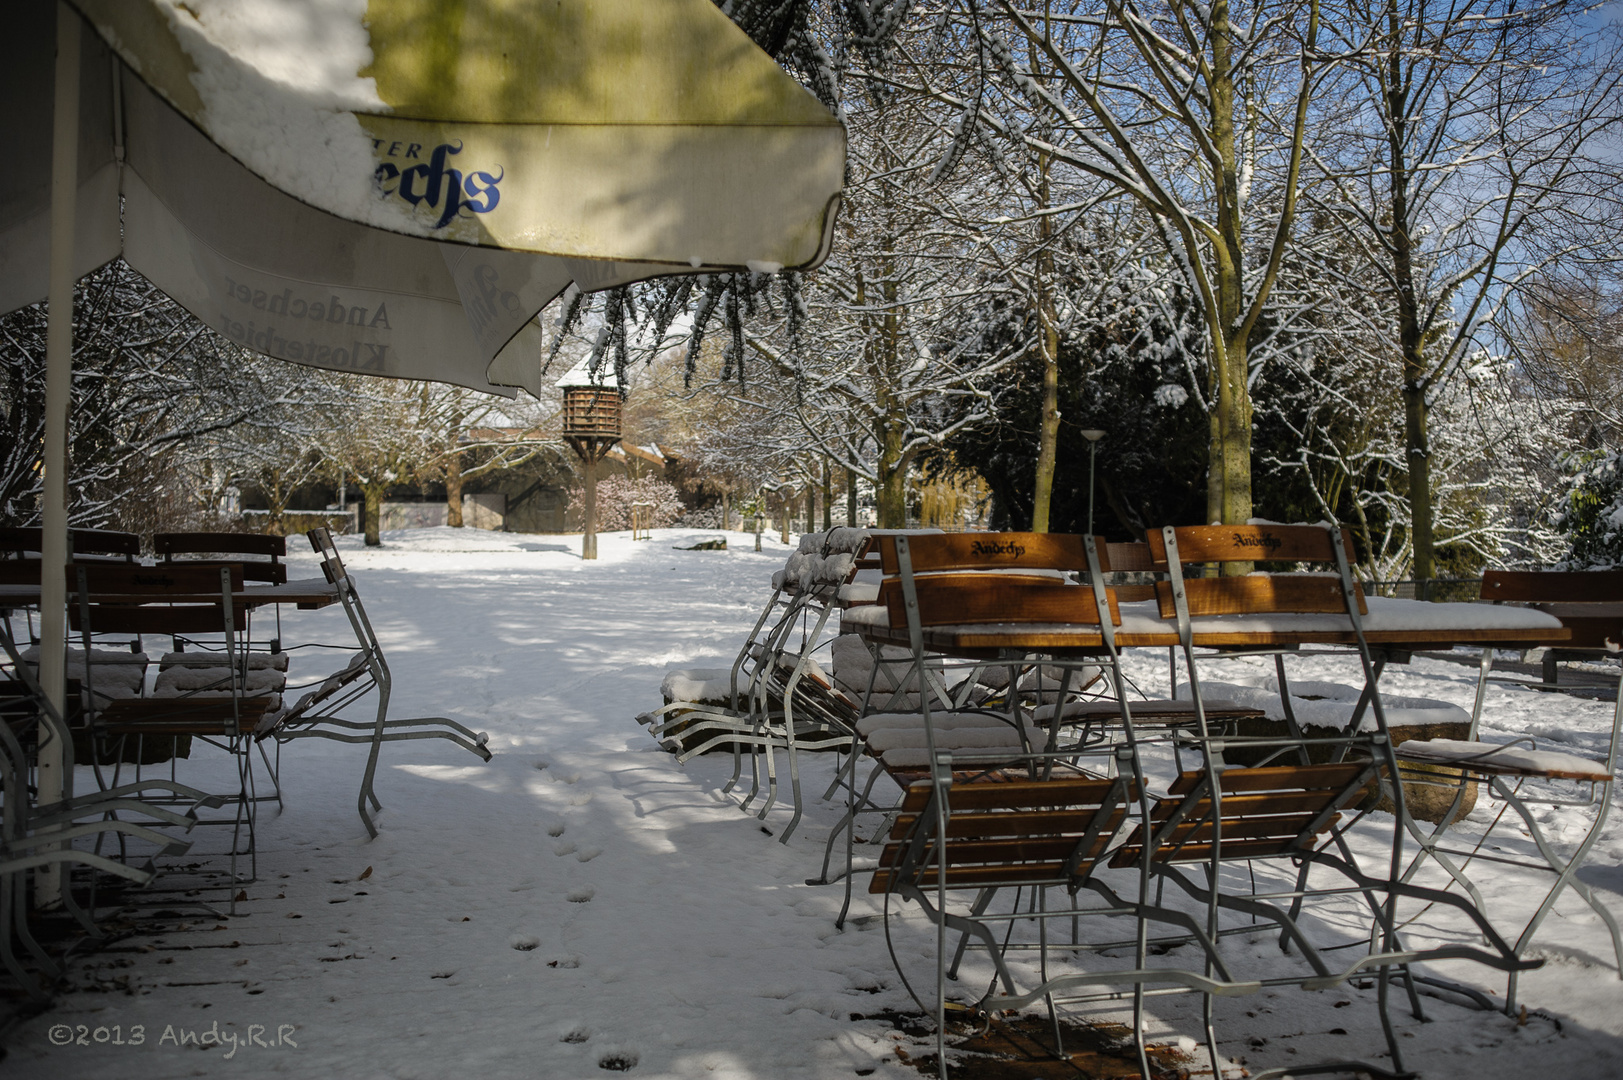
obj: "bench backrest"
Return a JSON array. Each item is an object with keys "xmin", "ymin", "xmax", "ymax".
[
  {"xmin": 156, "ymin": 532, "xmax": 287, "ymax": 584},
  {"xmin": 1481, "ymin": 569, "xmax": 1623, "ymax": 605},
  {"xmin": 68, "ymin": 564, "xmax": 246, "ymax": 634},
  {"xmin": 875, "ymin": 532, "xmax": 1120, "ymax": 631},
  {"xmin": 877, "ymin": 532, "xmax": 1098, "ymax": 576},
  {"xmin": 879, "ymin": 573, "xmax": 1119, "ymax": 630},
  {"xmin": 0, "ymin": 526, "xmax": 139, "ymax": 560}
]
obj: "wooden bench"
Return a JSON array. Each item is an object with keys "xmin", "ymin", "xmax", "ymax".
[
  {"xmin": 1482, "ymin": 569, "xmax": 1623, "ymax": 685},
  {"xmin": 156, "ymin": 531, "xmax": 289, "ymax": 585}
]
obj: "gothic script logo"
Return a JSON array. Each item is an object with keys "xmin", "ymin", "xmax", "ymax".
[
  {"xmin": 373, "ymin": 140, "xmax": 502, "ymax": 229},
  {"xmin": 1232, "ymin": 532, "xmax": 1283, "ymax": 552},
  {"xmin": 970, "ymin": 540, "xmax": 1027, "ymax": 559}
]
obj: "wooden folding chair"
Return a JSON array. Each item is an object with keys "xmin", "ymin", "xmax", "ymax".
[
  {"xmin": 1144, "ymin": 524, "xmax": 1540, "ymax": 1078},
  {"xmin": 1393, "ymin": 569, "xmax": 1622, "ymax": 1013},
  {"xmin": 822, "ymin": 535, "xmax": 1114, "ymax": 915},
  {"xmin": 2, "ymin": 602, "xmax": 223, "ymax": 957}
]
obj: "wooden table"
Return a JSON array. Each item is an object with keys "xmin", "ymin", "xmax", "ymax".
[
  {"xmin": 0, "ymin": 577, "xmax": 337, "ymax": 611},
  {"xmin": 846, "ymin": 595, "xmax": 1572, "ymax": 656}
]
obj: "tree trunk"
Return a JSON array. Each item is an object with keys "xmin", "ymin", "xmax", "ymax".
[
  {"xmin": 805, "ymin": 484, "xmax": 816, "ymax": 535},
  {"xmin": 1383, "ymin": 9, "xmax": 1434, "ymax": 583},
  {"xmin": 822, "ymin": 459, "xmax": 832, "ymax": 531},
  {"xmin": 1030, "ymin": 146, "xmax": 1060, "ymax": 534},
  {"xmin": 445, "ymin": 449, "xmax": 464, "ymax": 528},
  {"xmin": 875, "ymin": 424, "xmax": 909, "ymax": 528},
  {"xmin": 1205, "ymin": 3, "xmax": 1256, "ymax": 559},
  {"xmin": 363, "ymin": 485, "xmax": 383, "ymax": 546},
  {"xmin": 779, "ymin": 495, "xmax": 790, "ymax": 545},
  {"xmin": 847, "ymin": 467, "xmax": 857, "ymax": 527},
  {"xmin": 582, "ymin": 454, "xmax": 598, "ymax": 560},
  {"xmin": 1403, "ymin": 381, "xmax": 1434, "ymax": 581}
]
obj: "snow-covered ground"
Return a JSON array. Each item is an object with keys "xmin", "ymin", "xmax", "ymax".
[{"xmin": 6, "ymin": 527, "xmax": 1621, "ymax": 1078}]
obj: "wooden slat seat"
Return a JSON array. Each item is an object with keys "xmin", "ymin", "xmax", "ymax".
[
  {"xmin": 97, "ymin": 696, "xmax": 275, "ymax": 736},
  {"xmin": 1110, "ymin": 762, "xmax": 1374, "ymax": 869},
  {"xmin": 871, "ymin": 775, "xmax": 1137, "ymax": 893}
]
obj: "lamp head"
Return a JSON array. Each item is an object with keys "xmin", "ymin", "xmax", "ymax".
[{"xmin": 1080, "ymin": 429, "xmax": 1106, "ymax": 443}]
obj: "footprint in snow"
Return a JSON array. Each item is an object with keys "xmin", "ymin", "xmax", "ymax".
[
  {"xmin": 511, "ymin": 936, "xmax": 540, "ymax": 952},
  {"xmin": 598, "ymin": 1048, "xmax": 639, "ymax": 1071},
  {"xmin": 554, "ymin": 840, "xmax": 577, "ymax": 857},
  {"xmin": 574, "ymin": 847, "xmax": 601, "ymax": 863},
  {"xmin": 560, "ymin": 1026, "xmax": 592, "ymax": 1044},
  {"xmin": 546, "ymin": 823, "xmax": 566, "ymax": 837},
  {"xmin": 567, "ymin": 887, "xmax": 595, "ymax": 903}
]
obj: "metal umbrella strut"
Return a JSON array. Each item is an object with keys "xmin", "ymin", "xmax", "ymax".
[{"xmin": 6, "ymin": 0, "xmax": 844, "ymax": 904}]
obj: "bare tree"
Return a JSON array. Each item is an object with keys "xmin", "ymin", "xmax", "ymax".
[
  {"xmin": 1, "ymin": 260, "xmax": 338, "ymax": 536},
  {"xmin": 903, "ymin": 0, "xmax": 1329, "ymax": 533},
  {"xmin": 1309, "ymin": 0, "xmax": 1623, "ymax": 579}
]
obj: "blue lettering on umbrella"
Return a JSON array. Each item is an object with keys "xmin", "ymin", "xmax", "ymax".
[{"xmin": 373, "ymin": 141, "xmax": 501, "ymax": 228}]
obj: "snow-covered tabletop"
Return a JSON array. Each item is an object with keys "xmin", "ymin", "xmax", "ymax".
[{"xmin": 848, "ymin": 595, "xmax": 1567, "ymax": 651}]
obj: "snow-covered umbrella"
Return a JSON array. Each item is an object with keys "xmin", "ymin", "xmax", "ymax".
[{"xmin": 1, "ymin": 0, "xmax": 844, "ymax": 877}]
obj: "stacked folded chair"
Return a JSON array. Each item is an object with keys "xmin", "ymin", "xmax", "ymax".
[
  {"xmin": 640, "ymin": 527, "xmax": 894, "ymax": 841},
  {"xmin": 257, "ymin": 528, "xmax": 491, "ymax": 839}
]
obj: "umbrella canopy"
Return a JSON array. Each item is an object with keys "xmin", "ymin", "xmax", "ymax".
[
  {"xmin": 1, "ymin": 0, "xmax": 845, "ymax": 393},
  {"xmin": 3, "ymin": 0, "xmax": 844, "ymax": 879}
]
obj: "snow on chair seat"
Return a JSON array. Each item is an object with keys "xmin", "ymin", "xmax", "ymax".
[
  {"xmin": 20, "ymin": 645, "xmax": 147, "ymax": 697},
  {"xmin": 1396, "ymin": 738, "xmax": 1611, "ymax": 782},
  {"xmin": 659, "ymin": 668, "xmax": 734, "ymax": 705},
  {"xmin": 160, "ymin": 650, "xmax": 289, "ymax": 672},
  {"xmin": 155, "ymin": 665, "xmax": 285, "ymax": 697}
]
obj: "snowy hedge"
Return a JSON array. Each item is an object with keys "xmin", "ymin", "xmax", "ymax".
[
  {"xmin": 568, "ymin": 475, "xmax": 685, "ymax": 532},
  {"xmin": 1552, "ymin": 448, "xmax": 1623, "ymax": 570}
]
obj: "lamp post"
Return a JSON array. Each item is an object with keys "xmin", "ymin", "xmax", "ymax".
[{"xmin": 1081, "ymin": 429, "xmax": 1106, "ymax": 537}]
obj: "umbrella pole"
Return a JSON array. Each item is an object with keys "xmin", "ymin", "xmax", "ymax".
[{"xmin": 35, "ymin": 2, "xmax": 82, "ymax": 910}]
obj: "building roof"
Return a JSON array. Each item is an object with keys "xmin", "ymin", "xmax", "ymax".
[{"xmin": 555, "ymin": 357, "xmax": 622, "ymax": 390}]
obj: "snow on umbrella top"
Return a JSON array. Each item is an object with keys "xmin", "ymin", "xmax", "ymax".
[
  {"xmin": 69, "ymin": 0, "xmax": 844, "ymax": 265},
  {"xmin": 1, "ymin": 0, "xmax": 846, "ymax": 395}
]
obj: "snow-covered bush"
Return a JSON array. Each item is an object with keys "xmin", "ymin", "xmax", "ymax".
[
  {"xmin": 569, "ymin": 475, "xmax": 685, "ymax": 531},
  {"xmin": 1552, "ymin": 449, "xmax": 1623, "ymax": 569},
  {"xmin": 674, "ymin": 506, "xmax": 727, "ymax": 529}
]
